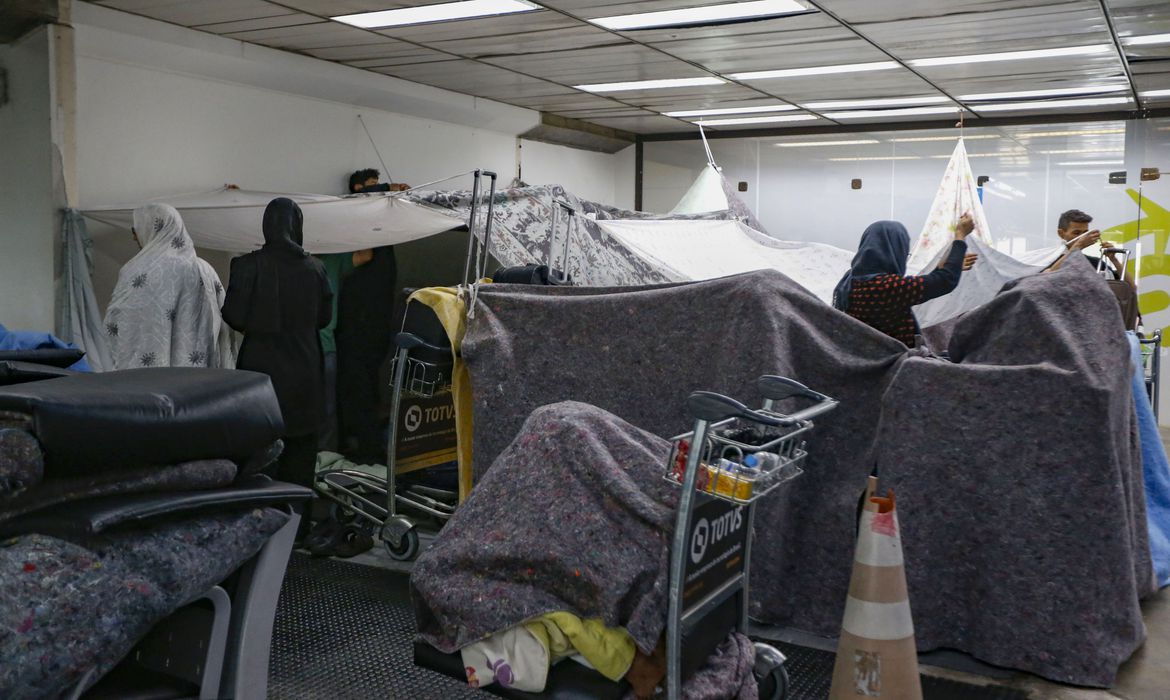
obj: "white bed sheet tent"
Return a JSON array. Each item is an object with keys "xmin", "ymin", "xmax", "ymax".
[
  {"xmin": 910, "ymin": 140, "xmax": 1066, "ymax": 329},
  {"xmin": 82, "ymin": 188, "xmax": 464, "ymax": 254}
]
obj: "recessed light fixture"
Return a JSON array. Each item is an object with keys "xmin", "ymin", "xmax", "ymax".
[
  {"xmin": 828, "ymin": 156, "xmax": 922, "ymax": 161},
  {"xmin": 1039, "ymin": 147, "xmax": 1125, "ymax": 154},
  {"xmin": 776, "ymin": 139, "xmax": 880, "ymax": 147},
  {"xmin": 975, "ymin": 96, "xmax": 1130, "ymax": 112},
  {"xmin": 333, "ymin": 0, "xmax": 538, "ymax": 28},
  {"xmin": 1143, "ymin": 89, "xmax": 1170, "ymax": 98},
  {"xmin": 911, "ymin": 44, "xmax": 1111, "ymax": 67},
  {"xmin": 959, "ymin": 85, "xmax": 1129, "ymax": 101},
  {"xmin": 575, "ymin": 77, "xmax": 724, "ymax": 92},
  {"xmin": 664, "ymin": 104, "xmax": 798, "ymax": 117},
  {"xmin": 822, "ymin": 105, "xmax": 960, "ymax": 119},
  {"xmin": 1012, "ymin": 128, "xmax": 1125, "ymax": 138},
  {"xmin": 590, "ymin": 0, "xmax": 808, "ymax": 31},
  {"xmin": 1056, "ymin": 160, "xmax": 1125, "ymax": 166},
  {"xmin": 730, "ymin": 61, "xmax": 898, "ymax": 81},
  {"xmin": 1123, "ymin": 33, "xmax": 1170, "ymax": 46},
  {"xmin": 696, "ymin": 114, "xmax": 818, "ymax": 126},
  {"xmin": 930, "ymin": 151, "xmax": 1027, "ymax": 159},
  {"xmin": 801, "ymin": 95, "xmax": 951, "ymax": 110},
  {"xmin": 889, "ymin": 134, "xmax": 1000, "ymax": 142}
]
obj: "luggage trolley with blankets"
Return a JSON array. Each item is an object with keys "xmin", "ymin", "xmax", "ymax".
[
  {"xmin": 313, "ymin": 169, "xmax": 499, "ymax": 561},
  {"xmin": 663, "ymin": 375, "xmax": 837, "ymax": 700}
]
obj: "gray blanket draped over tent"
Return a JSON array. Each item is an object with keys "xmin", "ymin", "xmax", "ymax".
[{"xmin": 458, "ymin": 258, "xmax": 1152, "ymax": 687}]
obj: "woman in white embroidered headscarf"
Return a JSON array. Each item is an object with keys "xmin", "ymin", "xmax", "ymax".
[{"xmin": 104, "ymin": 203, "xmax": 234, "ymax": 370}]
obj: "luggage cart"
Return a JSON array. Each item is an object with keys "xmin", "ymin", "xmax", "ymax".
[
  {"xmin": 314, "ymin": 169, "xmax": 498, "ymax": 561},
  {"xmin": 663, "ymin": 375, "xmax": 837, "ymax": 700},
  {"xmin": 1140, "ymin": 329, "xmax": 1162, "ymax": 421}
]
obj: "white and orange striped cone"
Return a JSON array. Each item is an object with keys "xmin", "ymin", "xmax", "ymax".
[{"xmin": 829, "ymin": 476, "xmax": 921, "ymax": 700}]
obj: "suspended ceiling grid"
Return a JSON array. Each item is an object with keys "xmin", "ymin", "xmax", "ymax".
[{"xmin": 88, "ymin": 0, "xmax": 1170, "ymax": 135}]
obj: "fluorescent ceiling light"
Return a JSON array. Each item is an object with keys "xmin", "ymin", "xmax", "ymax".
[
  {"xmin": 1012, "ymin": 128, "xmax": 1125, "ymax": 138},
  {"xmin": 1039, "ymin": 147, "xmax": 1124, "ymax": 154},
  {"xmin": 959, "ymin": 85, "xmax": 1129, "ymax": 101},
  {"xmin": 1056, "ymin": 160, "xmax": 1124, "ymax": 166},
  {"xmin": 664, "ymin": 104, "xmax": 797, "ymax": 117},
  {"xmin": 1123, "ymin": 33, "xmax": 1170, "ymax": 46},
  {"xmin": 930, "ymin": 151, "xmax": 1027, "ymax": 158},
  {"xmin": 802, "ymin": 95, "xmax": 951, "ymax": 110},
  {"xmin": 333, "ymin": 0, "xmax": 537, "ymax": 28},
  {"xmin": 975, "ymin": 96, "xmax": 1130, "ymax": 112},
  {"xmin": 731, "ymin": 61, "xmax": 898, "ymax": 81},
  {"xmin": 696, "ymin": 114, "xmax": 818, "ymax": 126},
  {"xmin": 576, "ymin": 77, "xmax": 724, "ymax": 92},
  {"xmin": 890, "ymin": 134, "xmax": 1000, "ymax": 142},
  {"xmin": 1143, "ymin": 89, "xmax": 1170, "ymax": 98},
  {"xmin": 590, "ymin": 0, "xmax": 807, "ymax": 30},
  {"xmin": 776, "ymin": 139, "xmax": 880, "ymax": 147},
  {"xmin": 911, "ymin": 44, "xmax": 1110, "ymax": 67},
  {"xmin": 828, "ymin": 156, "xmax": 921, "ymax": 161},
  {"xmin": 823, "ymin": 105, "xmax": 960, "ymax": 119}
]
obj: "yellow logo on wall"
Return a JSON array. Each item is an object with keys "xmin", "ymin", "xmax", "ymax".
[{"xmin": 1106, "ymin": 189, "xmax": 1170, "ymax": 329}]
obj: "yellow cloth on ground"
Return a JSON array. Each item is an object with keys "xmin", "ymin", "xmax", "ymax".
[
  {"xmin": 407, "ymin": 287, "xmax": 476, "ymax": 501},
  {"xmin": 522, "ymin": 612, "xmax": 636, "ymax": 682}
]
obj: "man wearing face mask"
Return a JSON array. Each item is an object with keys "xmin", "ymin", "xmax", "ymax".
[{"xmin": 316, "ymin": 169, "xmax": 409, "ymax": 461}]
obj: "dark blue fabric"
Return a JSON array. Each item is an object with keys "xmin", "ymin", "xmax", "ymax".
[
  {"xmin": 0, "ymin": 324, "xmax": 91, "ymax": 372},
  {"xmin": 1130, "ymin": 332, "xmax": 1170, "ymax": 587},
  {"xmin": 832, "ymin": 221, "xmax": 910, "ymax": 311}
]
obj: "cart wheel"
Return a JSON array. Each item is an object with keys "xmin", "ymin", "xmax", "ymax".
[
  {"xmin": 753, "ymin": 643, "xmax": 789, "ymax": 700},
  {"xmin": 381, "ymin": 517, "xmax": 420, "ymax": 561}
]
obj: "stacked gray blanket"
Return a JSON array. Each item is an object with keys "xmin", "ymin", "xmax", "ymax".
[
  {"xmin": 0, "ymin": 507, "xmax": 289, "ymax": 699},
  {"xmin": 459, "ymin": 258, "xmax": 1151, "ymax": 687}
]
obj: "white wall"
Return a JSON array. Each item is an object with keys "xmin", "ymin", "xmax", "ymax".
[
  {"xmin": 0, "ymin": 27, "xmax": 57, "ymax": 332},
  {"xmin": 71, "ymin": 1, "xmax": 632, "ymax": 307}
]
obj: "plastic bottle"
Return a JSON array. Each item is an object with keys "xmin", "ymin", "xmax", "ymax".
[{"xmin": 751, "ymin": 452, "xmax": 781, "ymax": 472}]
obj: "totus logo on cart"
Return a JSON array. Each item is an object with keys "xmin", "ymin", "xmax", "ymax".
[
  {"xmin": 690, "ymin": 507, "xmax": 745, "ymax": 565},
  {"xmin": 404, "ymin": 405, "xmax": 424, "ymax": 433}
]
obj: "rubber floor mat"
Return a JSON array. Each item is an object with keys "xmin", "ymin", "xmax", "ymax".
[
  {"xmin": 766, "ymin": 641, "xmax": 1030, "ymax": 700},
  {"xmin": 271, "ymin": 555, "xmax": 1029, "ymax": 700}
]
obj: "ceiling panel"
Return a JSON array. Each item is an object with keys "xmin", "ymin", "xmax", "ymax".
[
  {"xmin": 1106, "ymin": 0, "xmax": 1170, "ymax": 38},
  {"xmin": 482, "ymin": 44, "xmax": 708, "ymax": 84},
  {"xmin": 585, "ymin": 114, "xmax": 699, "ymax": 132},
  {"xmin": 503, "ymin": 93, "xmax": 627, "ymax": 111},
  {"xmin": 373, "ymin": 59, "xmax": 569, "ymax": 98},
  {"xmin": 304, "ymin": 41, "xmax": 441, "ymax": 62},
  {"xmin": 651, "ymin": 29, "xmax": 883, "ymax": 74},
  {"xmin": 533, "ymin": 1, "xmax": 736, "ymax": 18},
  {"xmin": 612, "ymin": 9, "xmax": 838, "ymax": 43},
  {"xmin": 191, "ymin": 14, "xmax": 314, "ymax": 33},
  {"xmin": 812, "ymin": 0, "xmax": 1078, "ymax": 25},
  {"xmin": 272, "ymin": 0, "xmax": 455, "ymax": 14},
  {"xmin": 429, "ymin": 26, "xmax": 621, "ymax": 57},
  {"xmin": 743, "ymin": 71, "xmax": 936, "ymax": 103},
  {"xmin": 224, "ymin": 21, "xmax": 383, "ymax": 50},
  {"xmin": 96, "ymin": 0, "xmax": 288, "ymax": 26},
  {"xmin": 554, "ymin": 107, "xmax": 659, "ymax": 118}
]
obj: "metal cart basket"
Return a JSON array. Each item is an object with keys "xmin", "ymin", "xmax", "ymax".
[{"xmin": 663, "ymin": 375, "xmax": 837, "ymax": 700}]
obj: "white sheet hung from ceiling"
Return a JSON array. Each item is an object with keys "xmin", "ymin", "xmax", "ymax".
[
  {"xmin": 906, "ymin": 139, "xmax": 992, "ymax": 275},
  {"xmin": 596, "ymin": 218, "xmax": 854, "ymax": 304},
  {"xmin": 81, "ymin": 188, "xmax": 464, "ymax": 254},
  {"xmin": 911, "ymin": 139, "xmax": 1065, "ymax": 328},
  {"xmin": 670, "ymin": 163, "xmax": 731, "ymax": 215}
]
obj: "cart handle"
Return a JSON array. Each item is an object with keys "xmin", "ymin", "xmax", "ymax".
[
  {"xmin": 687, "ymin": 391, "xmax": 788, "ymax": 427},
  {"xmin": 757, "ymin": 375, "xmax": 839, "ymax": 422},
  {"xmin": 394, "ymin": 332, "xmax": 452, "ymax": 357}
]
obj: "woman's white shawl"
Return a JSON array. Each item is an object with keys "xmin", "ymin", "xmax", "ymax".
[{"xmin": 103, "ymin": 203, "xmax": 234, "ymax": 370}]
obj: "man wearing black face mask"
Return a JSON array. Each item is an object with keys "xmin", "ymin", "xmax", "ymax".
[{"xmin": 222, "ymin": 198, "xmax": 333, "ymax": 494}]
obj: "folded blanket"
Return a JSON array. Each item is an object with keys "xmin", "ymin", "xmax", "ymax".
[
  {"xmin": 412, "ymin": 401, "xmax": 677, "ymax": 655},
  {"xmin": 0, "ymin": 428, "xmax": 42, "ymax": 496},
  {"xmin": 0, "ymin": 459, "xmax": 237, "ymax": 526},
  {"xmin": 0, "ymin": 506, "xmax": 288, "ymax": 699}
]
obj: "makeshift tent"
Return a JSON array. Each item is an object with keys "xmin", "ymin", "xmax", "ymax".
[
  {"xmin": 906, "ymin": 139, "xmax": 993, "ymax": 275},
  {"xmin": 669, "ymin": 163, "xmax": 769, "ymax": 234},
  {"xmin": 595, "ymin": 218, "xmax": 852, "ymax": 304},
  {"xmin": 81, "ymin": 188, "xmax": 464, "ymax": 254},
  {"xmin": 909, "ymin": 140, "xmax": 1065, "ymax": 329},
  {"xmin": 57, "ymin": 210, "xmax": 113, "ymax": 372}
]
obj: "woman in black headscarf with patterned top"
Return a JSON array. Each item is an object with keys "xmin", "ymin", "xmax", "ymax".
[
  {"xmin": 222, "ymin": 198, "xmax": 332, "ymax": 489},
  {"xmin": 832, "ymin": 215, "xmax": 976, "ymax": 347}
]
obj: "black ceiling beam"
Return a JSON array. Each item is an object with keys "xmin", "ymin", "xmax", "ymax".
[
  {"xmin": 1095, "ymin": 0, "xmax": 1143, "ymax": 110},
  {"xmin": 637, "ymin": 107, "xmax": 1170, "ymax": 142}
]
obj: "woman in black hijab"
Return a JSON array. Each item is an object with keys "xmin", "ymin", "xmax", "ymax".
[
  {"xmin": 832, "ymin": 215, "xmax": 975, "ymax": 347},
  {"xmin": 222, "ymin": 198, "xmax": 332, "ymax": 489}
]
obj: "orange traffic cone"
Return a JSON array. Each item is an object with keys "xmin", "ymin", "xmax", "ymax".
[{"xmin": 829, "ymin": 476, "xmax": 921, "ymax": 700}]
